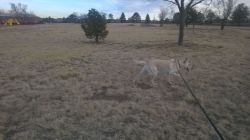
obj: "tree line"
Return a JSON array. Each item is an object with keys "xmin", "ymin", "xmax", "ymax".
[
  {"xmin": 1, "ymin": 1, "xmax": 250, "ymax": 46},
  {"xmin": 44, "ymin": 2, "xmax": 249, "ymax": 28},
  {"xmin": 79, "ymin": 0, "xmax": 250, "ymax": 46},
  {"xmin": 0, "ymin": 3, "xmax": 40, "ymax": 24}
]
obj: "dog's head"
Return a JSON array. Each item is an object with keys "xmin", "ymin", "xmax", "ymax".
[{"xmin": 179, "ymin": 58, "xmax": 193, "ymax": 72}]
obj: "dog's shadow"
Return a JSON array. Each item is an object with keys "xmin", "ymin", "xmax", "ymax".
[
  {"xmin": 135, "ymin": 82, "xmax": 154, "ymax": 89},
  {"xmin": 88, "ymin": 86, "xmax": 131, "ymax": 102}
]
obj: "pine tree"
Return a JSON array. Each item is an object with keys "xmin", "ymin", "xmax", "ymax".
[
  {"xmin": 145, "ymin": 14, "xmax": 150, "ymax": 24},
  {"xmin": 81, "ymin": 9, "xmax": 108, "ymax": 43},
  {"xmin": 128, "ymin": 12, "xmax": 141, "ymax": 23},
  {"xmin": 120, "ymin": 12, "xmax": 126, "ymax": 23},
  {"xmin": 232, "ymin": 3, "xmax": 250, "ymax": 26}
]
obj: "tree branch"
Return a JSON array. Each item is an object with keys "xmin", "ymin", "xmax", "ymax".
[
  {"xmin": 164, "ymin": 0, "xmax": 177, "ymax": 5},
  {"xmin": 164, "ymin": 0, "xmax": 181, "ymax": 9},
  {"xmin": 187, "ymin": 0, "xmax": 195, "ymax": 8},
  {"xmin": 175, "ymin": 0, "xmax": 181, "ymax": 9},
  {"xmin": 190, "ymin": 0, "xmax": 205, "ymax": 8}
]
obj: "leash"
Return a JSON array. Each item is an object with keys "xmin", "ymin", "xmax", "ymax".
[{"xmin": 176, "ymin": 60, "xmax": 225, "ymax": 140}]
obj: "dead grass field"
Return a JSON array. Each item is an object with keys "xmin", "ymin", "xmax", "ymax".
[{"xmin": 0, "ymin": 23, "xmax": 250, "ymax": 140}]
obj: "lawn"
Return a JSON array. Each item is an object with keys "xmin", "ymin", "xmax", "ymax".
[{"xmin": 0, "ymin": 23, "xmax": 249, "ymax": 140}]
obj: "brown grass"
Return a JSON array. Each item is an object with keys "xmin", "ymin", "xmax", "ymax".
[{"xmin": 0, "ymin": 23, "xmax": 249, "ymax": 140}]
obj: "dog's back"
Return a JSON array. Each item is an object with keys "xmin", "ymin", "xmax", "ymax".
[{"xmin": 150, "ymin": 59, "xmax": 178, "ymax": 75}]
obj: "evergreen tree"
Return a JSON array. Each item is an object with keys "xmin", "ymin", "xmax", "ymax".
[
  {"xmin": 128, "ymin": 12, "xmax": 141, "ymax": 23},
  {"xmin": 232, "ymin": 3, "xmax": 250, "ymax": 26},
  {"xmin": 145, "ymin": 14, "xmax": 151, "ymax": 24},
  {"xmin": 186, "ymin": 8, "xmax": 197, "ymax": 26},
  {"xmin": 108, "ymin": 13, "xmax": 114, "ymax": 23},
  {"xmin": 108, "ymin": 13, "xmax": 114, "ymax": 20},
  {"xmin": 173, "ymin": 12, "xmax": 180, "ymax": 25},
  {"xmin": 120, "ymin": 12, "xmax": 126, "ymax": 23},
  {"xmin": 64, "ymin": 12, "xmax": 79, "ymax": 23},
  {"xmin": 205, "ymin": 10, "xmax": 217, "ymax": 24},
  {"xmin": 81, "ymin": 9, "xmax": 109, "ymax": 43}
]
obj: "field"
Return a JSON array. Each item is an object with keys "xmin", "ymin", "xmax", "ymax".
[{"xmin": 0, "ymin": 23, "xmax": 249, "ymax": 140}]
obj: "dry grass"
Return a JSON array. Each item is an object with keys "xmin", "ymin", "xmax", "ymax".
[{"xmin": 0, "ymin": 23, "xmax": 249, "ymax": 140}]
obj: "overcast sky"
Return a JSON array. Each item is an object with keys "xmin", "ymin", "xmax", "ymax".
[{"xmin": 0, "ymin": 0, "xmax": 249, "ymax": 19}]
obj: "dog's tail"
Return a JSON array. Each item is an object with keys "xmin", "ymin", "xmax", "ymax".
[{"xmin": 133, "ymin": 60, "xmax": 147, "ymax": 65}]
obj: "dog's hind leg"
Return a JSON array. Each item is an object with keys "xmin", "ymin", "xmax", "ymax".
[{"xmin": 151, "ymin": 75, "xmax": 158, "ymax": 87}]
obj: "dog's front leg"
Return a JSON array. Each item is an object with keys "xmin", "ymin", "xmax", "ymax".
[
  {"xmin": 168, "ymin": 73, "xmax": 173, "ymax": 85},
  {"xmin": 151, "ymin": 75, "xmax": 157, "ymax": 87},
  {"xmin": 133, "ymin": 66, "xmax": 146, "ymax": 85},
  {"xmin": 168, "ymin": 74, "xmax": 171, "ymax": 85}
]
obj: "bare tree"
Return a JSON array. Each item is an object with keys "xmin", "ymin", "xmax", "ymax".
[
  {"xmin": 159, "ymin": 8, "xmax": 168, "ymax": 27},
  {"xmin": 10, "ymin": 3, "xmax": 28, "ymax": 17},
  {"xmin": 163, "ymin": 0, "xmax": 208, "ymax": 46},
  {"xmin": 214, "ymin": 0, "xmax": 236, "ymax": 30}
]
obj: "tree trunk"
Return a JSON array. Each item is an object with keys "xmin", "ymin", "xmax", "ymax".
[
  {"xmin": 220, "ymin": 19, "xmax": 226, "ymax": 30},
  {"xmin": 192, "ymin": 24, "xmax": 195, "ymax": 33},
  {"xmin": 178, "ymin": 8, "xmax": 185, "ymax": 46},
  {"xmin": 95, "ymin": 35, "xmax": 99, "ymax": 43},
  {"xmin": 238, "ymin": 22, "xmax": 241, "ymax": 26}
]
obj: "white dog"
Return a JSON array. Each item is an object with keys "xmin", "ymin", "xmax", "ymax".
[{"xmin": 134, "ymin": 58, "xmax": 192, "ymax": 86}]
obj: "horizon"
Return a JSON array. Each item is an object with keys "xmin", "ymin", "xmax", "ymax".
[{"xmin": 0, "ymin": 0, "xmax": 250, "ymax": 19}]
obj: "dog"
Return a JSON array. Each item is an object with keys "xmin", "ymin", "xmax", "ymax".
[{"xmin": 134, "ymin": 58, "xmax": 192, "ymax": 86}]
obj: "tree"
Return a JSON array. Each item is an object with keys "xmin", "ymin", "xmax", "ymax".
[
  {"xmin": 42, "ymin": 16, "xmax": 55, "ymax": 23},
  {"xmin": 205, "ymin": 9, "xmax": 217, "ymax": 24},
  {"xmin": 186, "ymin": 7, "xmax": 198, "ymax": 26},
  {"xmin": 163, "ymin": 0, "xmax": 207, "ymax": 46},
  {"xmin": 159, "ymin": 8, "xmax": 168, "ymax": 26},
  {"xmin": 108, "ymin": 13, "xmax": 114, "ymax": 20},
  {"xmin": 185, "ymin": 8, "xmax": 205, "ymax": 29},
  {"xmin": 186, "ymin": 8, "xmax": 204, "ymax": 26},
  {"xmin": 81, "ymin": 9, "xmax": 109, "ymax": 43},
  {"xmin": 173, "ymin": 12, "xmax": 180, "ymax": 25},
  {"xmin": 145, "ymin": 14, "xmax": 151, "ymax": 24},
  {"xmin": 101, "ymin": 12, "xmax": 107, "ymax": 19},
  {"xmin": 214, "ymin": 0, "xmax": 236, "ymax": 30},
  {"xmin": 79, "ymin": 14, "xmax": 88, "ymax": 23},
  {"xmin": 64, "ymin": 12, "xmax": 79, "ymax": 23},
  {"xmin": 232, "ymin": 3, "xmax": 250, "ymax": 26},
  {"xmin": 120, "ymin": 12, "xmax": 126, "ymax": 23},
  {"xmin": 129, "ymin": 12, "xmax": 141, "ymax": 23},
  {"xmin": 10, "ymin": 3, "xmax": 28, "ymax": 17},
  {"xmin": 108, "ymin": 13, "xmax": 114, "ymax": 23},
  {"xmin": 8, "ymin": 3, "xmax": 37, "ymax": 24},
  {"xmin": 197, "ymin": 12, "xmax": 205, "ymax": 24}
]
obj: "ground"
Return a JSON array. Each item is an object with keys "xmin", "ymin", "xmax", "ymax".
[{"xmin": 0, "ymin": 23, "xmax": 249, "ymax": 140}]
